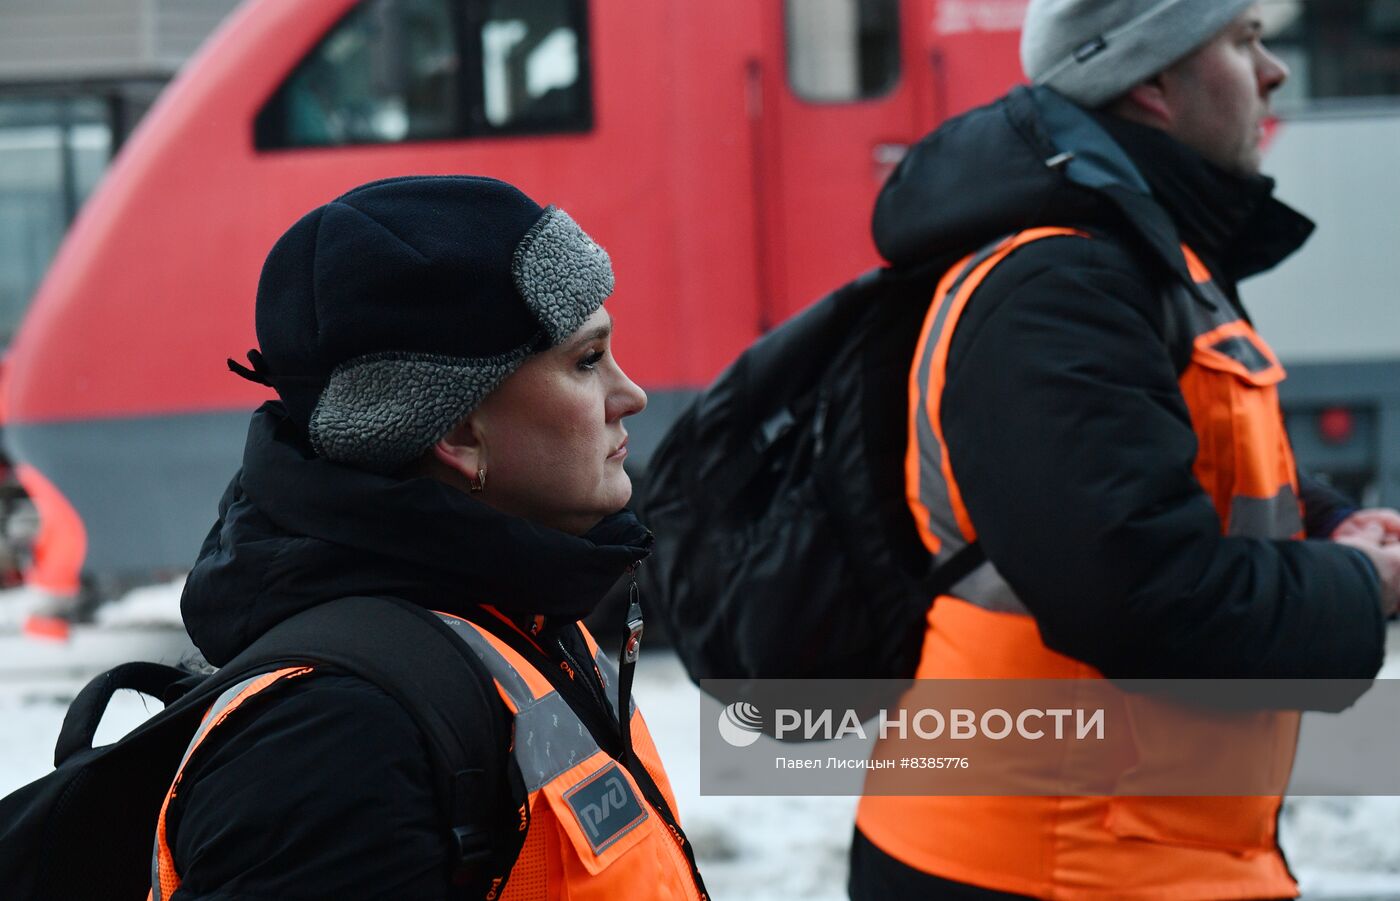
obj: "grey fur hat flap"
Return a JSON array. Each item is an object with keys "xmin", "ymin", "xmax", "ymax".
[{"xmin": 1021, "ymin": 0, "xmax": 1256, "ymax": 107}]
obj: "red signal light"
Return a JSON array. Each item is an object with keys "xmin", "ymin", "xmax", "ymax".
[{"xmin": 1317, "ymin": 407, "xmax": 1355, "ymax": 446}]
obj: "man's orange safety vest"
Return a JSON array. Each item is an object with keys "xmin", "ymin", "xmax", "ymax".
[
  {"xmin": 856, "ymin": 228, "xmax": 1304, "ymax": 901},
  {"xmin": 149, "ymin": 615, "xmax": 707, "ymax": 901}
]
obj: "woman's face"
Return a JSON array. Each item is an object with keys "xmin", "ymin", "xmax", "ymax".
[{"xmin": 468, "ymin": 306, "xmax": 647, "ymax": 534}]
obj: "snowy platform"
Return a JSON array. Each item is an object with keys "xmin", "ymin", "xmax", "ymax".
[{"xmin": 1, "ymin": 581, "xmax": 1398, "ymax": 899}]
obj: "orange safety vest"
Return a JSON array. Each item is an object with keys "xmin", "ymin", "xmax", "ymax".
[
  {"xmin": 150, "ymin": 615, "xmax": 706, "ymax": 901},
  {"xmin": 856, "ymin": 228, "xmax": 1304, "ymax": 901}
]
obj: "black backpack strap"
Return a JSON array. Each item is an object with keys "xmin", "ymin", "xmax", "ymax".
[
  {"xmin": 54, "ymin": 662, "xmax": 192, "ymax": 768},
  {"xmin": 920, "ymin": 541, "xmax": 987, "ymax": 600},
  {"xmin": 223, "ymin": 596, "xmax": 527, "ymax": 899}
]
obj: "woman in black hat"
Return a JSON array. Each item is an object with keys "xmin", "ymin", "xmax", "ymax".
[{"xmin": 155, "ymin": 176, "xmax": 709, "ymax": 900}]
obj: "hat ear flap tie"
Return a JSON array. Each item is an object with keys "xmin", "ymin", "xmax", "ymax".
[{"xmin": 228, "ymin": 349, "xmax": 275, "ymax": 387}]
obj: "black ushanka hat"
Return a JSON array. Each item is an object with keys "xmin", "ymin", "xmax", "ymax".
[{"xmin": 234, "ymin": 175, "xmax": 613, "ymax": 473}]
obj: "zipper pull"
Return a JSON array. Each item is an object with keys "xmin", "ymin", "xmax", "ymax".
[{"xmin": 623, "ymin": 576, "xmax": 644, "ymax": 664}]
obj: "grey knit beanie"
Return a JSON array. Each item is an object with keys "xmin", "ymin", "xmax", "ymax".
[
  {"xmin": 1021, "ymin": 0, "xmax": 1256, "ymax": 107},
  {"xmin": 240, "ymin": 175, "xmax": 613, "ymax": 474}
]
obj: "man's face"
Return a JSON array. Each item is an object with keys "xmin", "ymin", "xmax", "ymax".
[{"xmin": 1159, "ymin": 4, "xmax": 1289, "ymax": 175}]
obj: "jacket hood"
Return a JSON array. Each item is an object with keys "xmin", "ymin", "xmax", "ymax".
[
  {"xmin": 873, "ymin": 86, "xmax": 1311, "ymax": 292},
  {"xmin": 182, "ymin": 402, "xmax": 652, "ymax": 666}
]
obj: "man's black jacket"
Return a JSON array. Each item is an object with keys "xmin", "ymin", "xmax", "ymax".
[{"xmin": 872, "ymin": 86, "xmax": 1384, "ymax": 683}]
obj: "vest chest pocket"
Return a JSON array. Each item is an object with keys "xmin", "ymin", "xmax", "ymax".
[
  {"xmin": 1178, "ymin": 322, "xmax": 1299, "ymax": 533},
  {"xmin": 535, "ymin": 755, "xmax": 655, "ymax": 898}
]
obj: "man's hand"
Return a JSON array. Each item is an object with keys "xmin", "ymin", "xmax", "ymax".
[
  {"xmin": 1331, "ymin": 508, "xmax": 1400, "ymax": 545},
  {"xmin": 1333, "ymin": 512, "xmax": 1400, "ymax": 616}
]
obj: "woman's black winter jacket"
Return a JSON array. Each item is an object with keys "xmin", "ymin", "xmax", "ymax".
[{"xmin": 168, "ymin": 403, "xmax": 651, "ymax": 899}]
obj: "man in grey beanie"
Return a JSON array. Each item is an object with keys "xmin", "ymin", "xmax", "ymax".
[
  {"xmin": 852, "ymin": 3, "xmax": 1400, "ymax": 899},
  {"xmin": 1021, "ymin": 0, "xmax": 1280, "ymax": 175}
]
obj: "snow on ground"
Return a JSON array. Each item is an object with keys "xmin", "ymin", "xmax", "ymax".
[
  {"xmin": 0, "ymin": 585, "xmax": 51, "ymax": 631},
  {"xmin": 1, "ymin": 580, "xmax": 1399, "ymax": 899}
]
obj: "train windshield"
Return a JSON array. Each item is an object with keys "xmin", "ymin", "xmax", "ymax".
[
  {"xmin": 255, "ymin": 0, "xmax": 592, "ymax": 150},
  {"xmin": 0, "ymin": 96, "xmax": 111, "ymax": 344}
]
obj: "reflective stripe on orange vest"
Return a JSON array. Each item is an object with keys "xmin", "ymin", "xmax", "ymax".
[
  {"xmin": 905, "ymin": 227, "xmax": 1087, "ymax": 617},
  {"xmin": 857, "ymin": 231, "xmax": 1303, "ymax": 900},
  {"xmin": 435, "ymin": 614, "xmax": 705, "ymax": 901},
  {"xmin": 149, "ymin": 666, "xmax": 315, "ymax": 901}
]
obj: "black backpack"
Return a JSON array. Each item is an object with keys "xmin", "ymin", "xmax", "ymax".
[
  {"xmin": 0, "ymin": 595, "xmax": 526, "ymax": 901},
  {"xmin": 637, "ymin": 264, "xmax": 986, "ymax": 685}
]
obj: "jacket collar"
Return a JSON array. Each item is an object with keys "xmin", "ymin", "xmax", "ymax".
[
  {"xmin": 872, "ymin": 86, "xmax": 1311, "ymax": 298},
  {"xmin": 182, "ymin": 403, "xmax": 652, "ymax": 665},
  {"xmin": 1090, "ymin": 109, "xmax": 1314, "ymax": 285},
  {"xmin": 1019, "ymin": 87, "xmax": 1313, "ymax": 290}
]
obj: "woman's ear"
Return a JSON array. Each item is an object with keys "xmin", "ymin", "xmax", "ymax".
[{"xmin": 431, "ymin": 414, "xmax": 486, "ymax": 482}]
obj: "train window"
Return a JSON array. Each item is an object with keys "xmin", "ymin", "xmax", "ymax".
[
  {"xmin": 475, "ymin": 0, "xmax": 590, "ymax": 131},
  {"xmin": 256, "ymin": 0, "xmax": 591, "ymax": 150},
  {"xmin": 785, "ymin": 0, "xmax": 901, "ymax": 103},
  {"xmin": 0, "ymin": 96, "xmax": 111, "ymax": 343},
  {"xmin": 257, "ymin": 0, "xmax": 460, "ymax": 148},
  {"xmin": 1265, "ymin": 0, "xmax": 1400, "ymax": 107}
]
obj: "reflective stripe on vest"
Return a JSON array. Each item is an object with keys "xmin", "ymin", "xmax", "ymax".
[
  {"xmin": 435, "ymin": 613, "xmax": 704, "ymax": 901},
  {"xmin": 149, "ymin": 666, "xmax": 315, "ymax": 901},
  {"xmin": 905, "ymin": 227, "xmax": 1087, "ymax": 617},
  {"xmin": 436, "ymin": 614, "xmax": 633, "ymax": 794},
  {"xmin": 856, "ymin": 231, "xmax": 1304, "ymax": 899}
]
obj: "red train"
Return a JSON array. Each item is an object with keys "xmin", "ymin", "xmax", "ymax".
[
  {"xmin": 8, "ymin": 0, "xmax": 1397, "ymax": 604},
  {"xmin": 2, "ymin": 0, "xmax": 1024, "ymax": 599}
]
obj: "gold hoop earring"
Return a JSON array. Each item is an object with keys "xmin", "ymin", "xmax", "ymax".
[{"xmin": 468, "ymin": 468, "xmax": 487, "ymax": 493}]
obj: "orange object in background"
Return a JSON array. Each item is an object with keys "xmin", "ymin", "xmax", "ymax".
[{"xmin": 16, "ymin": 463, "xmax": 85, "ymax": 598}]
